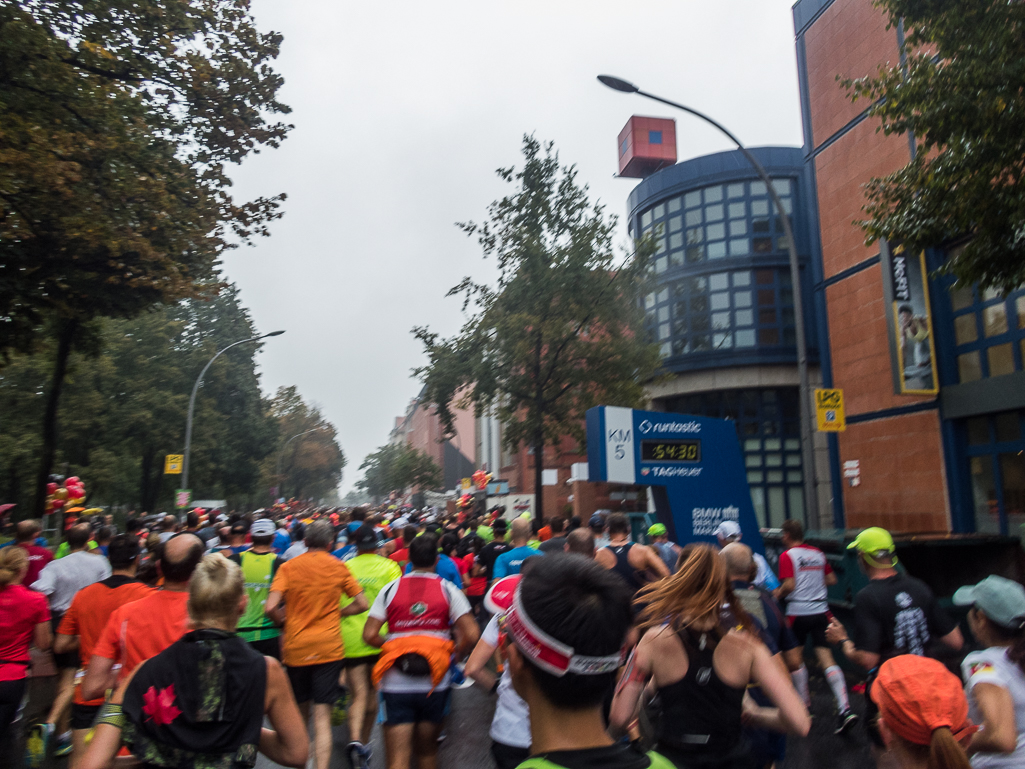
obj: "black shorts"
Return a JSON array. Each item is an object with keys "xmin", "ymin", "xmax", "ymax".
[
  {"xmin": 340, "ymin": 654, "xmax": 380, "ymax": 670},
  {"xmin": 50, "ymin": 613, "xmax": 78, "ymax": 670},
  {"xmin": 789, "ymin": 613, "xmax": 830, "ymax": 648},
  {"xmin": 70, "ymin": 702, "xmax": 101, "ymax": 730},
  {"xmin": 246, "ymin": 636, "xmax": 281, "ymax": 660},
  {"xmin": 286, "ymin": 660, "xmax": 344, "ymax": 704},
  {"xmin": 379, "ymin": 689, "xmax": 451, "ymax": 725}
]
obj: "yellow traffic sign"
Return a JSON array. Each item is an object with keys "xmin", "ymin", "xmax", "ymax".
[
  {"xmin": 815, "ymin": 389, "xmax": 846, "ymax": 432},
  {"xmin": 460, "ymin": 477, "xmax": 472, "ymax": 491},
  {"xmin": 164, "ymin": 454, "xmax": 184, "ymax": 474}
]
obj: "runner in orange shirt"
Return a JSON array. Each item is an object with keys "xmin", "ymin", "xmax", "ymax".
[
  {"xmin": 55, "ymin": 534, "xmax": 152, "ymax": 767},
  {"xmin": 81, "ymin": 534, "xmax": 204, "ymax": 703},
  {"xmin": 266, "ymin": 521, "xmax": 367, "ymax": 769}
]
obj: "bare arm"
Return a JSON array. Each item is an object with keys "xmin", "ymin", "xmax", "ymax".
[
  {"xmin": 774, "ymin": 577, "xmax": 795, "ymax": 602},
  {"xmin": 33, "ymin": 621, "xmax": 53, "ymax": 652},
  {"xmin": 77, "ymin": 667, "xmax": 137, "ymax": 769},
  {"xmin": 750, "ymin": 639, "xmax": 810, "ymax": 736},
  {"xmin": 81, "ymin": 654, "xmax": 116, "ymax": 703},
  {"xmin": 259, "ymin": 658, "xmax": 309, "ymax": 767},
  {"xmin": 339, "ymin": 592, "xmax": 368, "ymax": 617},
  {"xmin": 264, "ymin": 590, "xmax": 286, "ymax": 626},
  {"xmin": 967, "ymin": 683, "xmax": 1017, "ymax": 755},
  {"xmin": 452, "ymin": 614, "xmax": 480, "ymax": 660},
  {"xmin": 825, "ymin": 619, "xmax": 880, "ymax": 670},
  {"xmin": 54, "ymin": 633, "xmax": 78, "ymax": 656},
  {"xmin": 465, "ymin": 636, "xmax": 498, "ymax": 692},
  {"xmin": 940, "ymin": 626, "xmax": 964, "ymax": 651},
  {"xmin": 609, "ymin": 642, "xmax": 651, "ymax": 738},
  {"xmin": 363, "ymin": 617, "xmax": 386, "ymax": 649},
  {"xmin": 642, "ymin": 546, "xmax": 670, "ymax": 579},
  {"xmin": 825, "ymin": 571, "xmax": 838, "ymax": 587}
]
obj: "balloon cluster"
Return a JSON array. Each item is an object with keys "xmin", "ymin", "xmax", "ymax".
[
  {"xmin": 45, "ymin": 476, "xmax": 86, "ymax": 515},
  {"xmin": 457, "ymin": 493, "xmax": 474, "ymax": 509},
  {"xmin": 471, "ymin": 469, "xmax": 493, "ymax": 490}
]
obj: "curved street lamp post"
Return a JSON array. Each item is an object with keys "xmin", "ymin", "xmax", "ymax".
[
  {"xmin": 181, "ymin": 330, "xmax": 285, "ymax": 497},
  {"xmin": 598, "ymin": 75, "xmax": 820, "ymax": 525}
]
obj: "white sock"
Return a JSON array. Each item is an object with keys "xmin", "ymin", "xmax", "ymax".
[
  {"xmin": 825, "ymin": 665, "xmax": 850, "ymax": 713},
  {"xmin": 792, "ymin": 665, "xmax": 810, "ymax": 706}
]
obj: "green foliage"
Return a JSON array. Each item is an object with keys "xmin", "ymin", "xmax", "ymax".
[
  {"xmin": 265, "ymin": 386, "xmax": 346, "ymax": 502},
  {"xmin": 412, "ymin": 136, "xmax": 661, "ymax": 518},
  {"xmin": 357, "ymin": 443, "xmax": 443, "ymax": 502},
  {"xmin": 843, "ymin": 0, "xmax": 1025, "ymax": 291},
  {"xmin": 0, "ymin": 285, "xmax": 284, "ymax": 514}
]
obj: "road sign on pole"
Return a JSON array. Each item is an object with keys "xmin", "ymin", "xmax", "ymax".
[
  {"xmin": 814, "ymin": 388, "xmax": 846, "ymax": 432},
  {"xmin": 175, "ymin": 489, "xmax": 192, "ymax": 509},
  {"xmin": 164, "ymin": 454, "xmax": 184, "ymax": 474}
]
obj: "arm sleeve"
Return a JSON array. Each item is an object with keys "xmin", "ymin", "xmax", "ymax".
[
  {"xmin": 269, "ymin": 563, "xmax": 288, "ymax": 594},
  {"xmin": 445, "ymin": 583, "xmax": 472, "ymax": 622},
  {"xmin": 777, "ymin": 551, "xmax": 793, "ymax": 580},
  {"xmin": 481, "ymin": 616, "xmax": 500, "ymax": 646},
  {"xmin": 962, "ymin": 655, "xmax": 1007, "ymax": 691},
  {"xmin": 824, "ymin": 561, "xmax": 834, "ymax": 576},
  {"xmin": 367, "ymin": 581, "xmax": 395, "ymax": 622}
]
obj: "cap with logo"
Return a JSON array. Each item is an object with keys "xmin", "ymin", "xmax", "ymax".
[
  {"xmin": 953, "ymin": 575, "xmax": 1025, "ymax": 630},
  {"xmin": 713, "ymin": 520, "xmax": 742, "ymax": 541},
  {"xmin": 589, "ymin": 513, "xmax": 605, "ymax": 529},
  {"xmin": 847, "ymin": 527, "xmax": 897, "ymax": 568},
  {"xmin": 250, "ymin": 519, "xmax": 275, "ymax": 537},
  {"xmin": 648, "ymin": 523, "xmax": 667, "ymax": 538}
]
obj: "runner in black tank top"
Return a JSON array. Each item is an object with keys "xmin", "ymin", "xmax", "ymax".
[{"xmin": 608, "ymin": 543, "xmax": 645, "ymax": 593}]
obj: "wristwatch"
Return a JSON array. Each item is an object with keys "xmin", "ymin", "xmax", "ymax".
[{"xmin": 490, "ymin": 679, "xmax": 500, "ymax": 695}]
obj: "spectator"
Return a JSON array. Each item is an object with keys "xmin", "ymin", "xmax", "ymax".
[
  {"xmin": 0, "ymin": 547, "xmax": 52, "ymax": 736},
  {"xmin": 265, "ymin": 521, "xmax": 368, "ymax": 769},
  {"xmin": 953, "ymin": 575, "xmax": 1025, "ymax": 765},
  {"xmin": 77, "ymin": 555, "xmax": 308, "ymax": 769},
  {"xmin": 871, "ymin": 655, "xmax": 975, "ymax": 769}
]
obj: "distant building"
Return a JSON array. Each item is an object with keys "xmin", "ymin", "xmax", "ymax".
[{"xmin": 390, "ymin": 387, "xmax": 475, "ymax": 493}]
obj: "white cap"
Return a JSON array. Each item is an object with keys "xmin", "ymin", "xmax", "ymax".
[{"xmin": 714, "ymin": 520, "xmax": 742, "ymax": 541}]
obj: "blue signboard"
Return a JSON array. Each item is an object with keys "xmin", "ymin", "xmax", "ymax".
[{"xmin": 586, "ymin": 406, "xmax": 763, "ymax": 554}]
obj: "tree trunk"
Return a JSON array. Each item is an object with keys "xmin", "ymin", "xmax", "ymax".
[
  {"xmin": 33, "ymin": 318, "xmax": 79, "ymax": 526},
  {"xmin": 140, "ymin": 448, "xmax": 159, "ymax": 513},
  {"xmin": 533, "ymin": 427, "xmax": 545, "ymax": 530}
]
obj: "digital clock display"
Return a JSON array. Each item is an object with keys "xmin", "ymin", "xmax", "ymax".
[{"xmin": 641, "ymin": 439, "xmax": 701, "ymax": 463}]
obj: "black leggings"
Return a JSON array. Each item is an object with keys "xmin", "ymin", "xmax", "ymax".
[{"xmin": 0, "ymin": 678, "xmax": 27, "ymax": 735}]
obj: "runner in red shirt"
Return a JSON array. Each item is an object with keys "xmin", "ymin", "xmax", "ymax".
[
  {"xmin": 14, "ymin": 520, "xmax": 53, "ymax": 587},
  {"xmin": 388, "ymin": 526, "xmax": 417, "ymax": 571},
  {"xmin": 56, "ymin": 535, "xmax": 152, "ymax": 765}
]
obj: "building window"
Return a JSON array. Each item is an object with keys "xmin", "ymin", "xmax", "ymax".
[
  {"xmin": 948, "ymin": 284, "xmax": 1025, "ymax": 383},
  {"xmin": 963, "ymin": 409, "xmax": 1025, "ymax": 535},
  {"xmin": 648, "ymin": 130, "xmax": 662, "ymax": 145},
  {"xmin": 662, "ymin": 388, "xmax": 804, "ymax": 527},
  {"xmin": 639, "ymin": 179, "xmax": 795, "ymax": 269}
]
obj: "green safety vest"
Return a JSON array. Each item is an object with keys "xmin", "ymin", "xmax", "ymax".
[
  {"xmin": 516, "ymin": 751, "xmax": 675, "ymax": 769},
  {"xmin": 235, "ymin": 550, "xmax": 281, "ymax": 642},
  {"xmin": 341, "ymin": 553, "xmax": 402, "ymax": 659}
]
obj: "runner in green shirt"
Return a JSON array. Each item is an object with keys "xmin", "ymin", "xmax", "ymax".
[
  {"xmin": 340, "ymin": 524, "xmax": 402, "ymax": 768},
  {"xmin": 228, "ymin": 519, "xmax": 282, "ymax": 658}
]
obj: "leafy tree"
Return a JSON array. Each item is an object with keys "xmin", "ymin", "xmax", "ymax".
[
  {"xmin": 843, "ymin": 0, "xmax": 1025, "ymax": 291},
  {"xmin": 356, "ymin": 443, "xmax": 443, "ymax": 502},
  {"xmin": 265, "ymin": 387, "xmax": 345, "ymax": 502},
  {"xmin": 413, "ymin": 136, "xmax": 661, "ymax": 522},
  {"xmin": 0, "ymin": 0, "xmax": 290, "ymax": 514}
]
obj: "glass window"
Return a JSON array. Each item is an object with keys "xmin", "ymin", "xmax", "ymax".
[
  {"xmin": 704, "ymin": 186, "xmax": 723, "ymax": 203},
  {"xmin": 656, "ymin": 236, "xmax": 667, "ymax": 254},
  {"xmin": 778, "ymin": 237, "xmax": 790, "ymax": 252},
  {"xmin": 669, "ymin": 233, "xmax": 683, "ymax": 250},
  {"xmin": 958, "ymin": 351, "xmax": 982, "ymax": 382},
  {"xmin": 779, "ymin": 198, "xmax": 793, "ymax": 214},
  {"xmin": 771, "ymin": 179, "xmax": 792, "ymax": 195},
  {"xmin": 954, "ymin": 314, "xmax": 978, "ymax": 344},
  {"xmin": 750, "ymin": 181, "xmax": 767, "ymax": 196},
  {"xmin": 655, "ymin": 256, "xmax": 667, "ymax": 273},
  {"xmin": 657, "ymin": 307, "xmax": 669, "ymax": 323},
  {"xmin": 767, "ymin": 487, "xmax": 786, "ymax": 526},
  {"xmin": 707, "ymin": 242, "xmax": 726, "ymax": 259},
  {"xmin": 950, "ymin": 284, "xmax": 974, "ymax": 311},
  {"xmin": 735, "ymin": 309, "xmax": 753, "ymax": 326},
  {"xmin": 971, "ymin": 456, "xmax": 1000, "ymax": 534},
  {"xmin": 709, "ymin": 273, "xmax": 729, "ymax": 291},
  {"xmin": 1002, "ymin": 453, "xmax": 1025, "ymax": 531},
  {"xmin": 730, "ymin": 220, "xmax": 748, "ymax": 237},
  {"xmin": 706, "ymin": 223, "xmax": 725, "ymax": 240},
  {"xmin": 686, "ymin": 209, "xmax": 702, "ymax": 227},
  {"xmin": 967, "ymin": 417, "xmax": 990, "ymax": 445},
  {"xmin": 649, "ymin": 130, "xmax": 663, "ymax": 145},
  {"xmin": 686, "ymin": 245, "xmax": 705, "ymax": 263},
  {"xmin": 733, "ymin": 271, "xmax": 751, "ymax": 287},
  {"xmin": 653, "ymin": 203, "xmax": 665, "ymax": 219},
  {"xmin": 706, "ymin": 204, "xmax": 724, "ymax": 222},
  {"xmin": 712, "ymin": 311, "xmax": 730, "ymax": 329},
  {"xmin": 686, "ymin": 226, "xmax": 703, "ymax": 245},
  {"xmin": 668, "ymin": 197, "xmax": 681, "ymax": 213},
  {"xmin": 728, "ymin": 183, "xmax": 745, "ymax": 199},
  {"xmin": 730, "ymin": 239, "xmax": 750, "ymax": 256},
  {"xmin": 712, "ymin": 331, "xmax": 732, "ymax": 349},
  {"xmin": 735, "ymin": 329, "xmax": 756, "ymax": 347},
  {"xmin": 752, "ymin": 217, "xmax": 770, "ymax": 234},
  {"xmin": 759, "ymin": 328, "xmax": 780, "ymax": 345},
  {"xmin": 988, "ymin": 344, "xmax": 1015, "ymax": 377},
  {"xmin": 641, "ymin": 210, "xmax": 652, "ymax": 228},
  {"xmin": 644, "ymin": 293, "xmax": 655, "ymax": 309},
  {"xmin": 660, "ymin": 341, "xmax": 671, "ymax": 356},
  {"xmin": 728, "ymin": 202, "xmax": 745, "ymax": 219},
  {"xmin": 747, "ymin": 471, "xmax": 764, "ymax": 484},
  {"xmin": 684, "ymin": 191, "xmax": 701, "ymax": 208},
  {"xmin": 985, "ymin": 303, "xmax": 1009, "ymax": 337},
  {"xmin": 658, "ymin": 323, "xmax": 670, "ymax": 339},
  {"xmin": 751, "ymin": 200, "xmax": 769, "ymax": 216},
  {"xmin": 995, "ymin": 412, "xmax": 1021, "ymax": 443},
  {"xmin": 752, "ymin": 238, "xmax": 773, "ymax": 254},
  {"xmin": 734, "ymin": 291, "xmax": 752, "ymax": 308},
  {"xmin": 710, "ymin": 292, "xmax": 730, "ymax": 311},
  {"xmin": 657, "ymin": 288, "xmax": 669, "ymax": 303},
  {"xmin": 669, "ymin": 251, "xmax": 684, "ymax": 268},
  {"xmin": 668, "ymin": 215, "xmax": 682, "ymax": 232}
]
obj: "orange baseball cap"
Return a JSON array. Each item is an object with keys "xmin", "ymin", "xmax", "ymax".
[{"xmin": 871, "ymin": 655, "xmax": 977, "ymax": 746}]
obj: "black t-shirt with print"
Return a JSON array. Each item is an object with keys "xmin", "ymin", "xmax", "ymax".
[
  {"xmin": 852, "ymin": 573, "xmax": 957, "ymax": 661},
  {"xmin": 478, "ymin": 540, "xmax": 511, "ymax": 582}
]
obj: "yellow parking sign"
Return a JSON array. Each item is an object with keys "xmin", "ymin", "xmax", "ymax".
[
  {"xmin": 815, "ymin": 389, "xmax": 846, "ymax": 432},
  {"xmin": 164, "ymin": 454, "xmax": 184, "ymax": 474}
]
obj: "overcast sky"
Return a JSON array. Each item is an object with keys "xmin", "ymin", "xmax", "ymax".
[{"xmin": 225, "ymin": 0, "xmax": 805, "ymax": 495}]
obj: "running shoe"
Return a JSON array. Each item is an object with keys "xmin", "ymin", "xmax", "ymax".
[
  {"xmin": 345, "ymin": 741, "xmax": 372, "ymax": 769},
  {"xmin": 835, "ymin": 710, "xmax": 859, "ymax": 735},
  {"xmin": 25, "ymin": 722, "xmax": 54, "ymax": 768},
  {"xmin": 54, "ymin": 730, "xmax": 74, "ymax": 757}
]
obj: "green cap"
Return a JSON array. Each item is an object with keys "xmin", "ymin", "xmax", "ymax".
[
  {"xmin": 953, "ymin": 575, "xmax": 1025, "ymax": 630},
  {"xmin": 648, "ymin": 523, "xmax": 667, "ymax": 537},
  {"xmin": 847, "ymin": 527, "xmax": 897, "ymax": 568}
]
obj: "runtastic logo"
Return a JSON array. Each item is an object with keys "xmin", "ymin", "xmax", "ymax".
[{"xmin": 638, "ymin": 420, "xmax": 701, "ymax": 435}]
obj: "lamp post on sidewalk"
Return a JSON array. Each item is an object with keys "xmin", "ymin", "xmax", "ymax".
[
  {"xmin": 598, "ymin": 75, "xmax": 820, "ymax": 525},
  {"xmin": 275, "ymin": 426, "xmax": 330, "ymax": 499},
  {"xmin": 181, "ymin": 330, "xmax": 285, "ymax": 495}
]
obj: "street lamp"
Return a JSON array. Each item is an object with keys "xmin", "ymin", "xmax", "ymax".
[
  {"xmin": 181, "ymin": 330, "xmax": 285, "ymax": 496},
  {"xmin": 598, "ymin": 75, "xmax": 820, "ymax": 525},
  {"xmin": 275, "ymin": 426, "xmax": 331, "ymax": 499}
]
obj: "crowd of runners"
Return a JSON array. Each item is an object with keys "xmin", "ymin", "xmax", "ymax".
[{"xmin": 2, "ymin": 502, "xmax": 1025, "ymax": 769}]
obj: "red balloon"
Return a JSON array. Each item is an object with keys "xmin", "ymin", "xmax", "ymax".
[
  {"xmin": 52, "ymin": 499, "xmax": 65, "ymax": 509},
  {"xmin": 47, "ymin": 482, "xmax": 58, "ymax": 494},
  {"xmin": 66, "ymin": 477, "xmax": 80, "ymax": 484}
]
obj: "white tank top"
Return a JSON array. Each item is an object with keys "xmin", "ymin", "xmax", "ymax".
[{"xmin": 962, "ymin": 646, "xmax": 1025, "ymax": 769}]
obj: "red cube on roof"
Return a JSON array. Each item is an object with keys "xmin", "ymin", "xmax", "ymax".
[{"xmin": 617, "ymin": 116, "xmax": 677, "ymax": 178}]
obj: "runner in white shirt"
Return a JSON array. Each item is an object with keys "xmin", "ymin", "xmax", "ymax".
[
  {"xmin": 774, "ymin": 519, "xmax": 856, "ymax": 735},
  {"xmin": 954, "ymin": 576, "xmax": 1025, "ymax": 768}
]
